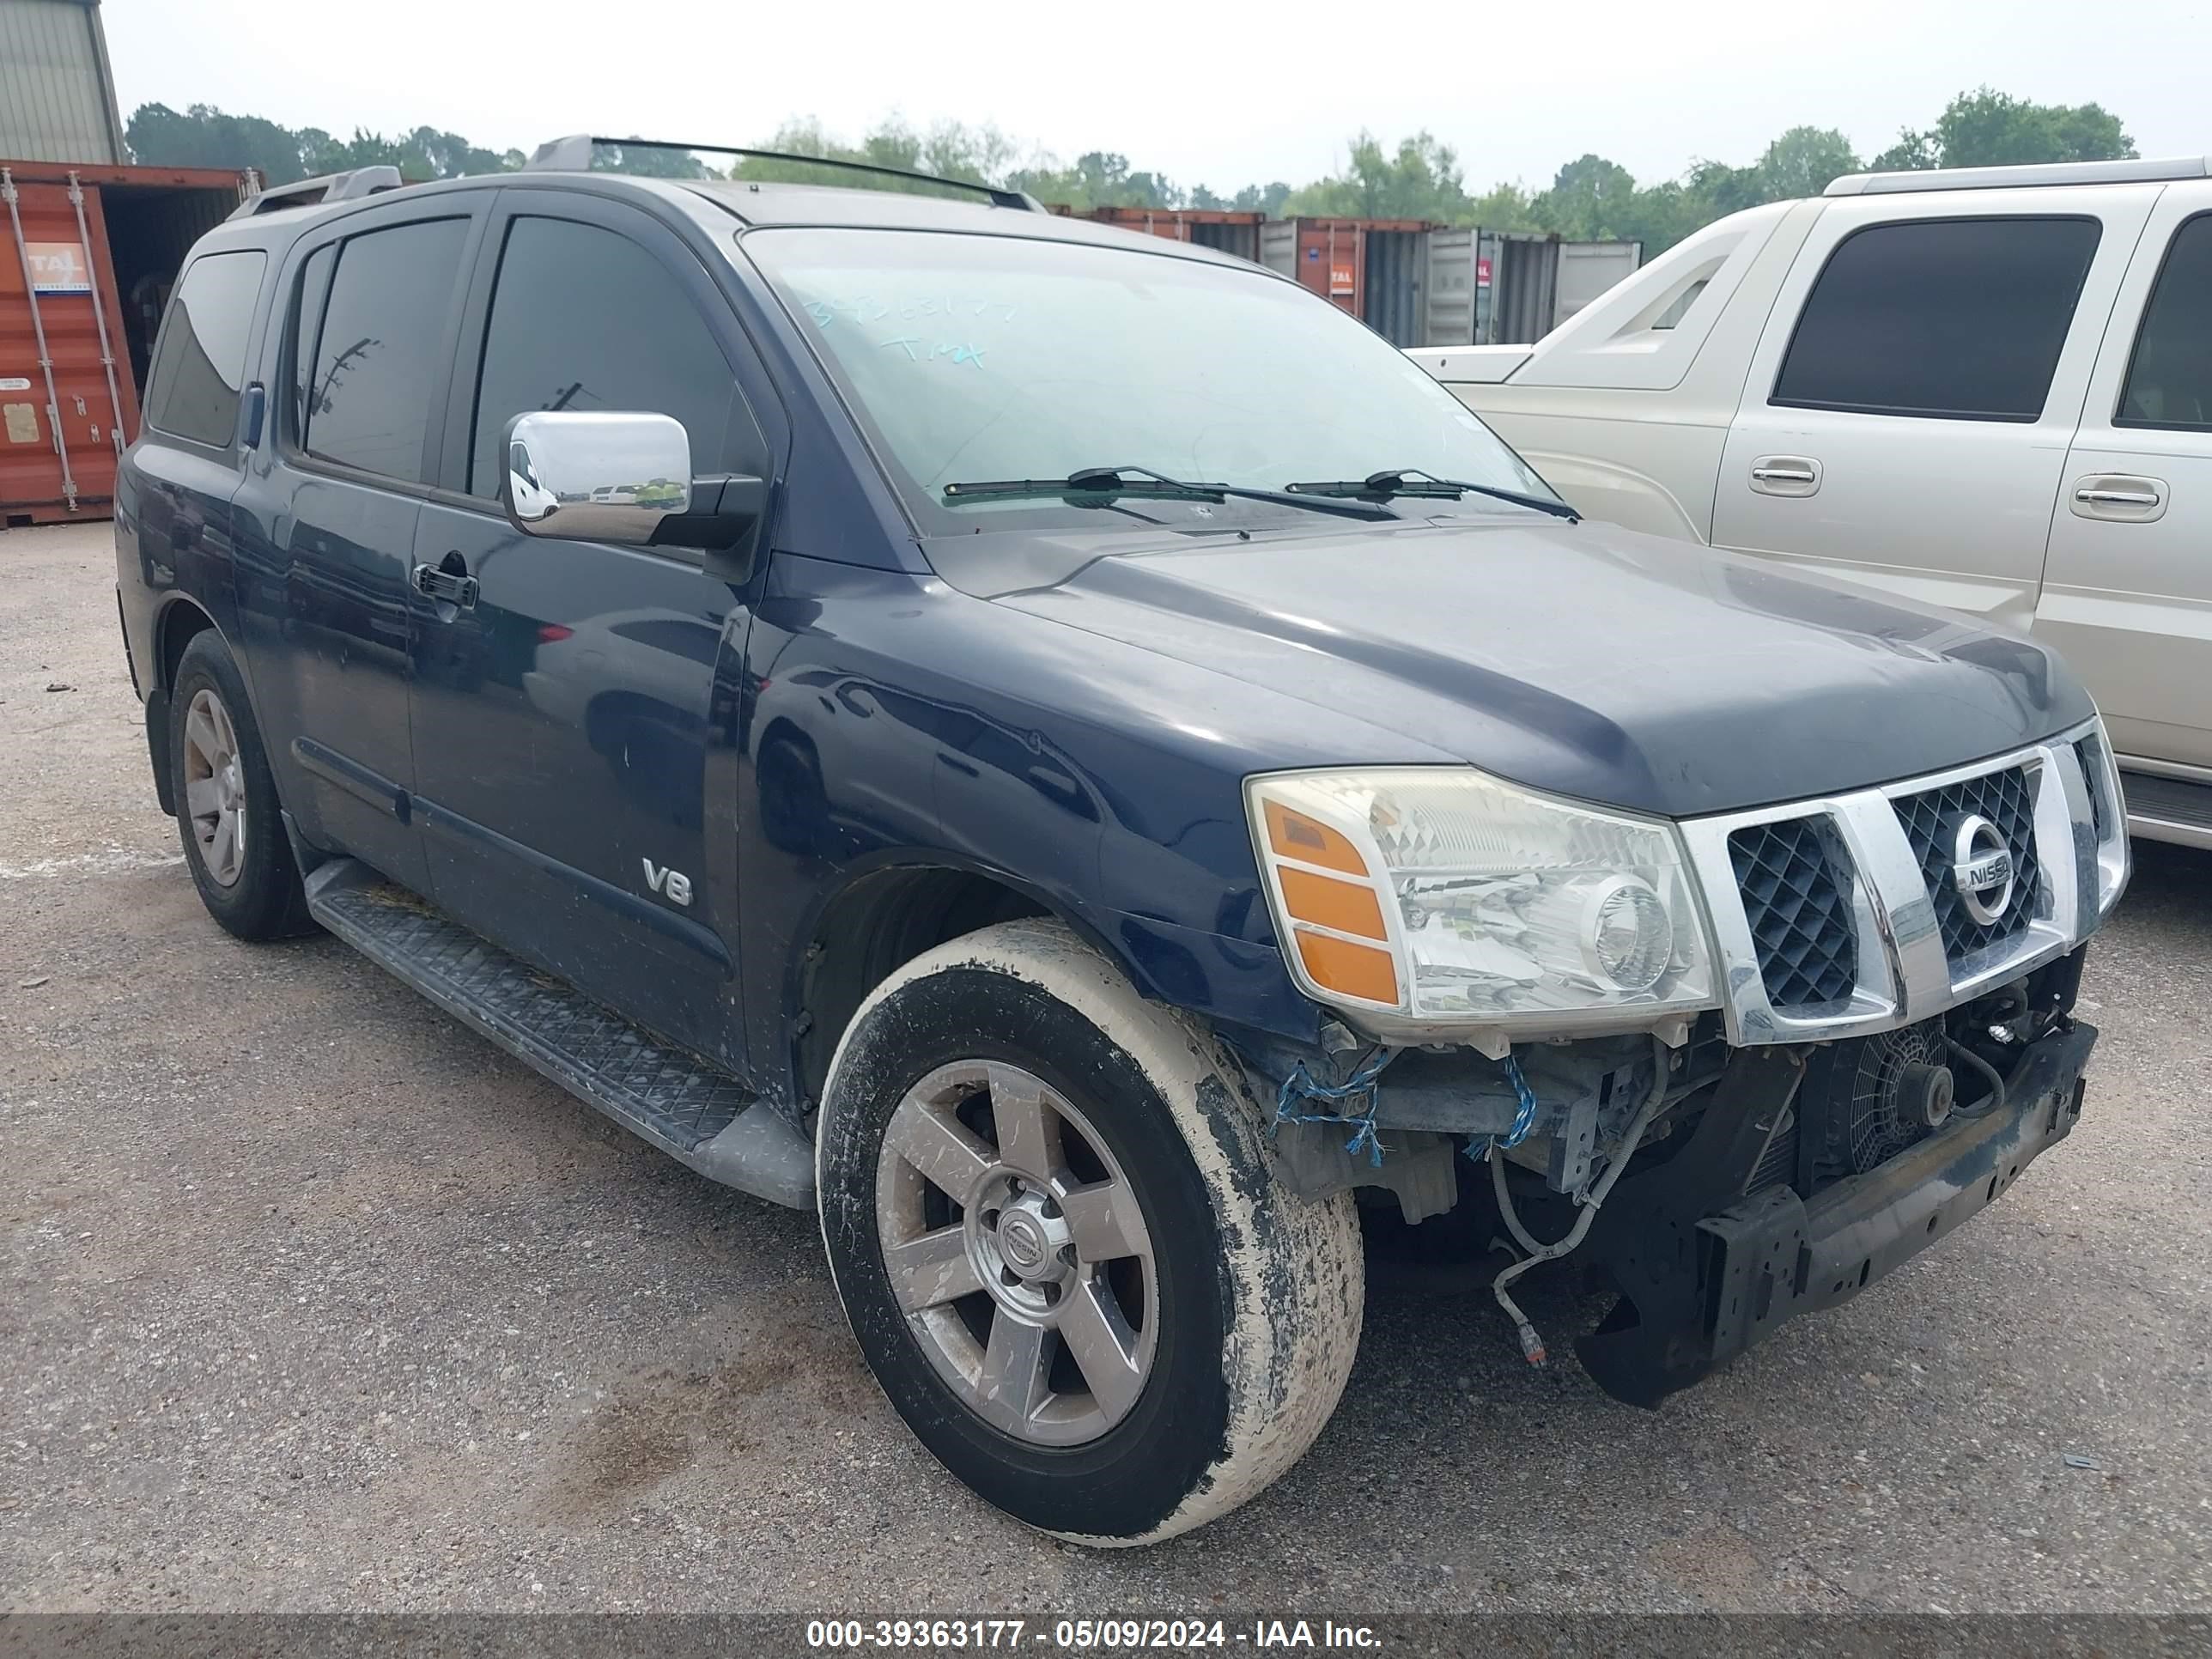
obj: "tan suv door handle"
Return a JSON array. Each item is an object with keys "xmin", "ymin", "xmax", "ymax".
[
  {"xmin": 1749, "ymin": 456, "xmax": 1821, "ymax": 496},
  {"xmin": 2069, "ymin": 474, "xmax": 2167, "ymax": 522}
]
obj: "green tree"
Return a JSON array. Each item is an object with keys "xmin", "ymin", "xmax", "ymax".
[
  {"xmin": 125, "ymin": 88, "xmax": 2152, "ymax": 267},
  {"xmin": 1607, "ymin": 180, "xmax": 1700, "ymax": 252},
  {"xmin": 591, "ymin": 137, "xmax": 716, "ymax": 179},
  {"xmin": 1006, "ymin": 150, "xmax": 1182, "ymax": 210},
  {"xmin": 1531, "ymin": 154, "xmax": 1638, "ymax": 239},
  {"xmin": 750, "ymin": 117, "xmax": 1046, "ymax": 199},
  {"xmin": 127, "ymin": 104, "xmax": 520, "ymax": 183},
  {"xmin": 1871, "ymin": 87, "xmax": 2135, "ymax": 170},
  {"xmin": 1284, "ymin": 131, "xmax": 1472, "ymax": 221},
  {"xmin": 1465, "ymin": 180, "xmax": 1541, "ymax": 232},
  {"xmin": 125, "ymin": 102, "xmax": 309, "ymax": 182},
  {"xmin": 921, "ymin": 121, "xmax": 1022, "ymax": 185},
  {"xmin": 1231, "ymin": 180, "xmax": 1293, "ymax": 216},
  {"xmin": 1753, "ymin": 125, "xmax": 1861, "ymax": 198},
  {"xmin": 297, "ymin": 125, "xmax": 517, "ymax": 179}
]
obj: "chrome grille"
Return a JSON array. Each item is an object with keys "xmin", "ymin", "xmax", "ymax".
[
  {"xmin": 1893, "ymin": 764, "xmax": 2040, "ymax": 960},
  {"xmin": 2075, "ymin": 736, "xmax": 2109, "ymax": 842},
  {"xmin": 1679, "ymin": 721, "xmax": 2118, "ymax": 1048},
  {"xmin": 1728, "ymin": 818, "xmax": 1857, "ymax": 1009}
]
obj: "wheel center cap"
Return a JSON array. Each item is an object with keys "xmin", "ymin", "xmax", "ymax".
[{"xmin": 999, "ymin": 1212, "xmax": 1048, "ymax": 1272}]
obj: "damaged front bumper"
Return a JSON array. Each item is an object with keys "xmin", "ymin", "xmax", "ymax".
[{"xmin": 1573, "ymin": 1018, "xmax": 2097, "ymax": 1408}]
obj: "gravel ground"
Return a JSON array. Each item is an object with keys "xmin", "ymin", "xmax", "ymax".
[{"xmin": 3, "ymin": 520, "xmax": 2208, "ymax": 1615}]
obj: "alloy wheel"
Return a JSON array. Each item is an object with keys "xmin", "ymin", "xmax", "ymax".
[
  {"xmin": 874, "ymin": 1060, "xmax": 1158, "ymax": 1447},
  {"xmin": 181, "ymin": 687, "xmax": 247, "ymax": 888}
]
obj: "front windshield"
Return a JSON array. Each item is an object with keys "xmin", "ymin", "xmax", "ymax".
[{"xmin": 744, "ymin": 226, "xmax": 1561, "ymax": 534}]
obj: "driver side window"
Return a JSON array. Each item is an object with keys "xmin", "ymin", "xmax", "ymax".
[{"xmin": 468, "ymin": 215, "xmax": 765, "ymax": 497}]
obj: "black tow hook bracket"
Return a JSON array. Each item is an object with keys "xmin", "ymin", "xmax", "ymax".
[{"xmin": 1574, "ymin": 1047, "xmax": 1806, "ymax": 1408}]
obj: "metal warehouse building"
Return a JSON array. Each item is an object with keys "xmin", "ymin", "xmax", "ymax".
[{"xmin": 0, "ymin": 0, "xmax": 129, "ymax": 167}]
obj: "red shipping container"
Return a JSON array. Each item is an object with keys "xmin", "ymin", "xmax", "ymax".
[
  {"xmin": 3, "ymin": 161, "xmax": 249, "ymax": 526},
  {"xmin": 1258, "ymin": 216, "xmax": 1432, "ymax": 322},
  {"xmin": 1076, "ymin": 207, "xmax": 1264, "ymax": 264}
]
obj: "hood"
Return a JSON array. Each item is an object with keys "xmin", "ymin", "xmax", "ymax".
[{"xmin": 957, "ymin": 517, "xmax": 2091, "ymax": 819}]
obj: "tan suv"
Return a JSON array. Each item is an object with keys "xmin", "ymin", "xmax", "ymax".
[{"xmin": 1418, "ymin": 156, "xmax": 2212, "ymax": 848}]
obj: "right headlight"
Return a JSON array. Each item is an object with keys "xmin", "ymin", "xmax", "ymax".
[{"xmin": 1245, "ymin": 767, "xmax": 1717, "ymax": 1032}]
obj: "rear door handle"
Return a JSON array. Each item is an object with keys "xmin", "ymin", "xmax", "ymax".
[
  {"xmin": 1749, "ymin": 455, "xmax": 1821, "ymax": 496},
  {"xmin": 2069, "ymin": 474, "xmax": 2167, "ymax": 522}
]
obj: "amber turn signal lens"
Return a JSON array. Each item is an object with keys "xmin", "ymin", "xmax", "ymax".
[
  {"xmin": 1278, "ymin": 866, "xmax": 1387, "ymax": 940},
  {"xmin": 1263, "ymin": 799, "xmax": 1368, "ymax": 875},
  {"xmin": 1294, "ymin": 930, "xmax": 1400, "ymax": 1006}
]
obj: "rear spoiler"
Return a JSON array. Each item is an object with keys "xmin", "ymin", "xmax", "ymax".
[{"xmin": 228, "ymin": 166, "xmax": 404, "ymax": 220}]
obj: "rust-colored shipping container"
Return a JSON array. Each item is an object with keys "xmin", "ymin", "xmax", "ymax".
[
  {"xmin": 1257, "ymin": 216, "xmax": 1432, "ymax": 325},
  {"xmin": 1076, "ymin": 206, "xmax": 1264, "ymax": 264},
  {"xmin": 3, "ymin": 159, "xmax": 250, "ymax": 526}
]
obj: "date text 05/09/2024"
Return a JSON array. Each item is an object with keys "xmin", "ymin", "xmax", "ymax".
[{"xmin": 805, "ymin": 1618, "xmax": 1382, "ymax": 1650}]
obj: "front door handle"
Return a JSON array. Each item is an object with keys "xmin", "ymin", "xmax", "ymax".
[
  {"xmin": 411, "ymin": 558, "xmax": 480, "ymax": 608},
  {"xmin": 1749, "ymin": 455, "xmax": 1821, "ymax": 496},
  {"xmin": 2069, "ymin": 474, "xmax": 2167, "ymax": 523}
]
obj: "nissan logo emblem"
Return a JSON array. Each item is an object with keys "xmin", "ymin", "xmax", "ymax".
[{"xmin": 1950, "ymin": 814, "xmax": 2015, "ymax": 926}]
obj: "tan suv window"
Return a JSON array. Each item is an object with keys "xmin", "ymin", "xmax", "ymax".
[
  {"xmin": 1772, "ymin": 216, "xmax": 2100, "ymax": 422},
  {"xmin": 2118, "ymin": 214, "xmax": 2212, "ymax": 431}
]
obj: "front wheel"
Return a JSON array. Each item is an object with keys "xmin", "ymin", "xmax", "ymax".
[{"xmin": 817, "ymin": 919, "xmax": 1364, "ymax": 1544}]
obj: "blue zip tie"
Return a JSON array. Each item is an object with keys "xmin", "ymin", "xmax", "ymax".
[{"xmin": 1269, "ymin": 1048, "xmax": 1395, "ymax": 1168}]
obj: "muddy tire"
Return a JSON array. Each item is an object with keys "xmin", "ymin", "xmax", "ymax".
[
  {"xmin": 817, "ymin": 918, "xmax": 1364, "ymax": 1545},
  {"xmin": 168, "ymin": 630, "xmax": 313, "ymax": 941}
]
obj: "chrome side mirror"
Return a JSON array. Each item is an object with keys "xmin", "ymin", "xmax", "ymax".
[{"xmin": 501, "ymin": 410, "xmax": 691, "ymax": 544}]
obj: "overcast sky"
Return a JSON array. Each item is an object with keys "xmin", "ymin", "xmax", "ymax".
[{"xmin": 103, "ymin": 0, "xmax": 2209, "ymax": 191}]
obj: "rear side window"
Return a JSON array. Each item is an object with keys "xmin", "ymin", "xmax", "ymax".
[
  {"xmin": 2118, "ymin": 214, "xmax": 2212, "ymax": 430},
  {"xmin": 304, "ymin": 217, "xmax": 469, "ymax": 481},
  {"xmin": 143, "ymin": 250, "xmax": 266, "ymax": 447},
  {"xmin": 1772, "ymin": 217, "xmax": 2101, "ymax": 422},
  {"xmin": 288, "ymin": 244, "xmax": 334, "ymax": 442},
  {"xmin": 467, "ymin": 216, "xmax": 760, "ymax": 498}
]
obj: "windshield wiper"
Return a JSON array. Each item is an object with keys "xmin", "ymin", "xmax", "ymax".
[
  {"xmin": 944, "ymin": 465, "xmax": 1395, "ymax": 522},
  {"xmin": 1284, "ymin": 467, "xmax": 1580, "ymax": 523}
]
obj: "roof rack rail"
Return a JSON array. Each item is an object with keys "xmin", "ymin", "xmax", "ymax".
[
  {"xmin": 523, "ymin": 135, "xmax": 1043, "ymax": 211},
  {"xmin": 228, "ymin": 165, "xmax": 405, "ymax": 220},
  {"xmin": 1825, "ymin": 155, "xmax": 2210, "ymax": 197}
]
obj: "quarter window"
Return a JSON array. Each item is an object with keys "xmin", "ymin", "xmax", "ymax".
[
  {"xmin": 1772, "ymin": 217, "xmax": 2101, "ymax": 422},
  {"xmin": 304, "ymin": 217, "xmax": 470, "ymax": 481},
  {"xmin": 287, "ymin": 244, "xmax": 334, "ymax": 444},
  {"xmin": 2118, "ymin": 214, "xmax": 2212, "ymax": 430},
  {"xmin": 468, "ymin": 216, "xmax": 760, "ymax": 498},
  {"xmin": 143, "ymin": 250, "xmax": 266, "ymax": 447}
]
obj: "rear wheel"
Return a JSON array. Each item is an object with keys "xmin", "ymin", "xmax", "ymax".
[
  {"xmin": 817, "ymin": 918, "xmax": 1364, "ymax": 1544},
  {"xmin": 168, "ymin": 631, "xmax": 313, "ymax": 941}
]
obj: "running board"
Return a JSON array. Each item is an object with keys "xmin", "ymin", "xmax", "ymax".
[
  {"xmin": 303, "ymin": 859, "xmax": 814, "ymax": 1208},
  {"xmin": 2122, "ymin": 769, "xmax": 2212, "ymax": 851}
]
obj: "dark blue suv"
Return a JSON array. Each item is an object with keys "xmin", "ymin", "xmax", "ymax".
[{"xmin": 115, "ymin": 141, "xmax": 2130, "ymax": 1543}]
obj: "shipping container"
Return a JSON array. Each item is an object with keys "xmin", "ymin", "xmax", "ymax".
[
  {"xmin": 1075, "ymin": 206, "xmax": 1263, "ymax": 264},
  {"xmin": 1423, "ymin": 231, "xmax": 1643, "ymax": 346},
  {"xmin": 1259, "ymin": 216, "xmax": 1434, "ymax": 338},
  {"xmin": 1555, "ymin": 239, "xmax": 1643, "ymax": 324},
  {"xmin": 1423, "ymin": 228, "xmax": 1482, "ymax": 348},
  {"xmin": 3, "ymin": 159, "xmax": 251, "ymax": 525},
  {"xmin": 0, "ymin": 0, "xmax": 127, "ymax": 167}
]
